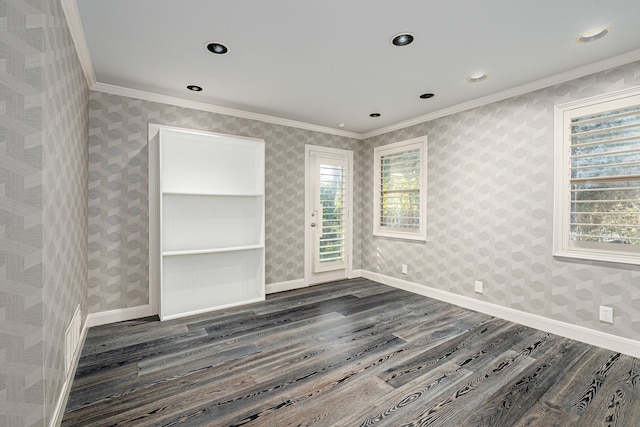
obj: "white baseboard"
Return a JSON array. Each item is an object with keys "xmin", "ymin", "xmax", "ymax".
[
  {"xmin": 266, "ymin": 271, "xmax": 364, "ymax": 295},
  {"xmin": 362, "ymin": 270, "xmax": 640, "ymax": 359},
  {"xmin": 86, "ymin": 304, "xmax": 156, "ymax": 328},
  {"xmin": 50, "ymin": 319, "xmax": 89, "ymax": 427},
  {"xmin": 86, "ymin": 275, "xmax": 361, "ymax": 324},
  {"xmin": 349, "ymin": 269, "xmax": 363, "ymax": 279},
  {"xmin": 266, "ymin": 278, "xmax": 307, "ymax": 294},
  {"xmin": 160, "ymin": 297, "xmax": 265, "ymax": 321}
]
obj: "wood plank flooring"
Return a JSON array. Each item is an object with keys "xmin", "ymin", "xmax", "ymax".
[{"xmin": 62, "ymin": 279, "xmax": 640, "ymax": 426}]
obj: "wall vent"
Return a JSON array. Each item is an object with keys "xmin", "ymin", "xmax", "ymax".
[{"xmin": 65, "ymin": 305, "xmax": 82, "ymax": 375}]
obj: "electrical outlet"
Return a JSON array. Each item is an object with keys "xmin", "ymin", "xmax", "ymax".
[
  {"xmin": 599, "ymin": 306, "xmax": 613, "ymax": 324},
  {"xmin": 401, "ymin": 264, "xmax": 408, "ymax": 275},
  {"xmin": 474, "ymin": 280, "xmax": 483, "ymax": 294}
]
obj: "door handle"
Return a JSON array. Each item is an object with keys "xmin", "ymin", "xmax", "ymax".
[{"xmin": 311, "ymin": 223, "xmax": 316, "ymax": 227}]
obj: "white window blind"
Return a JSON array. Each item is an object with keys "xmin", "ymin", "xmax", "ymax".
[
  {"xmin": 554, "ymin": 87, "xmax": 640, "ymax": 264},
  {"xmin": 570, "ymin": 105, "xmax": 640, "ymax": 243},
  {"xmin": 319, "ymin": 163, "xmax": 346, "ymax": 264},
  {"xmin": 373, "ymin": 137, "xmax": 427, "ymax": 241}
]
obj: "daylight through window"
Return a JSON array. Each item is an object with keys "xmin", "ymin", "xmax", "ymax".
[
  {"xmin": 554, "ymin": 87, "xmax": 640, "ymax": 264},
  {"xmin": 373, "ymin": 137, "xmax": 427, "ymax": 241}
]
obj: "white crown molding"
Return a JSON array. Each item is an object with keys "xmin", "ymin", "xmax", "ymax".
[
  {"xmin": 555, "ymin": 83, "xmax": 640, "ymax": 110},
  {"xmin": 362, "ymin": 270, "xmax": 640, "ymax": 358},
  {"xmin": 362, "ymin": 48, "xmax": 640, "ymax": 139},
  {"xmin": 92, "ymin": 82, "xmax": 363, "ymax": 139},
  {"xmin": 92, "ymin": 50, "xmax": 640, "ymax": 142},
  {"xmin": 62, "ymin": 0, "xmax": 640, "ymax": 142},
  {"xmin": 61, "ymin": 0, "xmax": 96, "ymax": 87},
  {"xmin": 59, "ymin": 0, "xmax": 360, "ymax": 139}
]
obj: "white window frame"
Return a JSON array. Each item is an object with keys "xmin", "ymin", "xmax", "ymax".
[
  {"xmin": 373, "ymin": 136, "xmax": 427, "ymax": 241},
  {"xmin": 553, "ymin": 86, "xmax": 640, "ymax": 265}
]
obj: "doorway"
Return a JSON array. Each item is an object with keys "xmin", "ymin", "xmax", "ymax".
[{"xmin": 304, "ymin": 145, "xmax": 354, "ymax": 285}]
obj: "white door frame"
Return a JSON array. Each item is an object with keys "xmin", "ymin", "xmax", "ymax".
[{"xmin": 304, "ymin": 144, "xmax": 354, "ymax": 285}]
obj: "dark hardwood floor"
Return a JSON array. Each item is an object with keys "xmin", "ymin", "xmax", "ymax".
[{"xmin": 63, "ymin": 279, "xmax": 640, "ymax": 426}]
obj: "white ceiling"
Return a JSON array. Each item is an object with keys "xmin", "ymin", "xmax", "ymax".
[{"xmin": 73, "ymin": 0, "xmax": 640, "ymax": 136}]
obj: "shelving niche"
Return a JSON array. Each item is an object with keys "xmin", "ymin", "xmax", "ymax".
[{"xmin": 153, "ymin": 127, "xmax": 265, "ymax": 320}]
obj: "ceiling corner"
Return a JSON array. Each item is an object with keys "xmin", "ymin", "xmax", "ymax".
[{"xmin": 61, "ymin": 0, "xmax": 97, "ymax": 88}]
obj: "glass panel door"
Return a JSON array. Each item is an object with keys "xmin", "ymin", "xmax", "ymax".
[{"xmin": 314, "ymin": 157, "xmax": 348, "ymax": 272}]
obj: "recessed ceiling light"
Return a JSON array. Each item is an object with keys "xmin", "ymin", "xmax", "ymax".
[
  {"xmin": 206, "ymin": 42, "xmax": 228, "ymax": 54},
  {"xmin": 187, "ymin": 85, "xmax": 203, "ymax": 92},
  {"xmin": 337, "ymin": 123, "xmax": 345, "ymax": 128},
  {"xmin": 577, "ymin": 27, "xmax": 610, "ymax": 43},
  {"xmin": 467, "ymin": 73, "xmax": 488, "ymax": 83},
  {"xmin": 391, "ymin": 33, "xmax": 414, "ymax": 47},
  {"xmin": 420, "ymin": 93, "xmax": 435, "ymax": 99},
  {"xmin": 369, "ymin": 113, "xmax": 381, "ymax": 118}
]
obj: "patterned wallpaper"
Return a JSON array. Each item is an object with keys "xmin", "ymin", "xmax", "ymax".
[
  {"xmin": 361, "ymin": 61, "xmax": 640, "ymax": 342},
  {"xmin": 87, "ymin": 92, "xmax": 362, "ymax": 313},
  {"xmin": 1, "ymin": 2, "xmax": 637, "ymax": 425},
  {"xmin": 88, "ymin": 63, "xmax": 640, "ymax": 345},
  {"xmin": 0, "ymin": 0, "xmax": 88, "ymax": 425},
  {"xmin": 42, "ymin": 0, "xmax": 88, "ymax": 424},
  {"xmin": 0, "ymin": 0, "xmax": 46, "ymax": 425}
]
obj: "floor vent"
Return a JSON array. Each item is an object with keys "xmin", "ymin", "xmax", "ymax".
[{"xmin": 65, "ymin": 306, "xmax": 82, "ymax": 375}]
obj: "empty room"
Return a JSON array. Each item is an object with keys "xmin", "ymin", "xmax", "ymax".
[{"xmin": 3, "ymin": 0, "xmax": 640, "ymax": 426}]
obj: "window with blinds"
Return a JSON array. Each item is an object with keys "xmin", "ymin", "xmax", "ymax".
[
  {"xmin": 554, "ymin": 87, "xmax": 640, "ymax": 264},
  {"xmin": 373, "ymin": 136, "xmax": 427, "ymax": 241},
  {"xmin": 319, "ymin": 163, "xmax": 346, "ymax": 265}
]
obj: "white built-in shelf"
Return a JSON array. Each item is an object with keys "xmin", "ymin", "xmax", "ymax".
[
  {"xmin": 151, "ymin": 126, "xmax": 265, "ymax": 321},
  {"xmin": 160, "ymin": 129, "xmax": 263, "ymax": 195},
  {"xmin": 163, "ymin": 245, "xmax": 264, "ymax": 257},
  {"xmin": 162, "ymin": 193, "xmax": 263, "ymax": 252},
  {"xmin": 162, "ymin": 191, "xmax": 264, "ymax": 197}
]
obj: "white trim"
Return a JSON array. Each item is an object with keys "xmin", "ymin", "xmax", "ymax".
[
  {"xmin": 160, "ymin": 298, "xmax": 265, "ymax": 321},
  {"xmin": 93, "ymin": 82, "xmax": 362, "ymax": 140},
  {"xmin": 148, "ymin": 124, "xmax": 161, "ymax": 318},
  {"xmin": 85, "ymin": 275, "xmax": 362, "ymax": 326},
  {"xmin": 62, "ymin": 3, "xmax": 360, "ymax": 139},
  {"xmin": 362, "ymin": 270, "xmax": 640, "ymax": 358},
  {"xmin": 307, "ymin": 270, "xmax": 352, "ymax": 286},
  {"xmin": 149, "ymin": 123, "xmax": 265, "ymax": 144},
  {"xmin": 304, "ymin": 145, "xmax": 355, "ymax": 285},
  {"xmin": 50, "ymin": 319, "xmax": 89, "ymax": 427},
  {"xmin": 362, "ymin": 49, "xmax": 640, "ymax": 139},
  {"xmin": 266, "ymin": 272, "xmax": 364, "ymax": 294},
  {"xmin": 554, "ymin": 84, "xmax": 640, "ymax": 110},
  {"xmin": 373, "ymin": 136, "xmax": 428, "ymax": 241},
  {"xmin": 553, "ymin": 85, "xmax": 640, "ymax": 265},
  {"xmin": 86, "ymin": 304, "xmax": 155, "ymax": 328},
  {"xmin": 266, "ymin": 278, "xmax": 308, "ymax": 294},
  {"xmin": 60, "ymin": 0, "xmax": 96, "ymax": 87},
  {"xmin": 349, "ymin": 269, "xmax": 363, "ymax": 279},
  {"xmin": 61, "ymin": 0, "xmax": 640, "ymax": 143}
]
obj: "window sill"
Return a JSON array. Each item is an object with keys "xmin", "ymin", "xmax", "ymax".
[
  {"xmin": 374, "ymin": 230, "xmax": 427, "ymax": 242},
  {"xmin": 553, "ymin": 248, "xmax": 640, "ymax": 266}
]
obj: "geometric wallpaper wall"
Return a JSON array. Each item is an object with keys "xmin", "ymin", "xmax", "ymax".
[
  {"xmin": 1, "ymin": 0, "xmax": 88, "ymax": 425},
  {"xmin": 87, "ymin": 62, "xmax": 640, "ymax": 345},
  {"xmin": 42, "ymin": 0, "xmax": 88, "ymax": 423},
  {"xmin": 1, "ymin": 0, "xmax": 46, "ymax": 423},
  {"xmin": 362, "ymin": 61, "xmax": 640, "ymax": 342},
  {"xmin": 87, "ymin": 92, "xmax": 361, "ymax": 314},
  {"xmin": 3, "ymin": 2, "xmax": 640, "ymax": 424}
]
